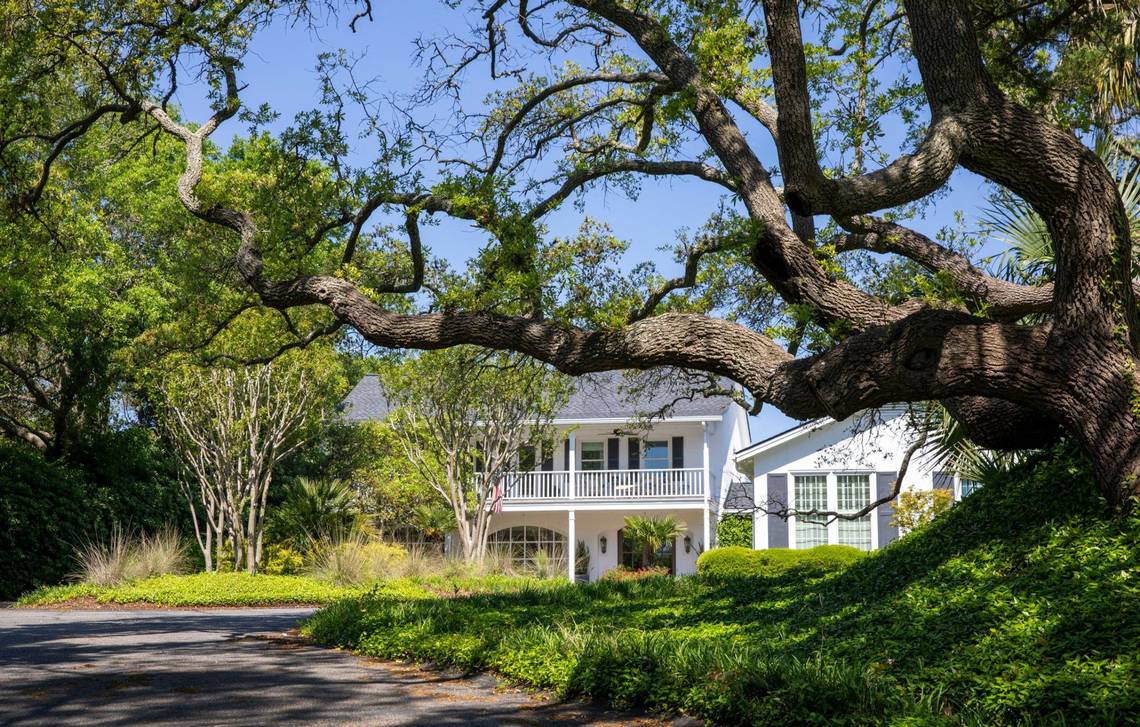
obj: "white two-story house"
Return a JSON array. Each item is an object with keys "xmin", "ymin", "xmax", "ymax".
[{"xmin": 342, "ymin": 370, "xmax": 752, "ymax": 580}]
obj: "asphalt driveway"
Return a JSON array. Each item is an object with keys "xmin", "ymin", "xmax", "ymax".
[{"xmin": 0, "ymin": 607, "xmax": 676, "ymax": 726}]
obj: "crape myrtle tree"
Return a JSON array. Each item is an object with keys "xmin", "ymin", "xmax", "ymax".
[
  {"xmin": 162, "ymin": 357, "xmax": 314, "ymax": 574},
  {"xmin": 381, "ymin": 348, "xmax": 571, "ymax": 563},
  {"xmin": 6, "ymin": 2, "xmax": 1140, "ymax": 506}
]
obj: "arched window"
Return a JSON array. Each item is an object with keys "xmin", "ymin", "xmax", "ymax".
[{"xmin": 488, "ymin": 526, "xmax": 567, "ymax": 566}]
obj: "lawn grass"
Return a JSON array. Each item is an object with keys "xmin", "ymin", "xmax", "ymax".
[{"xmin": 302, "ymin": 446, "xmax": 1140, "ymax": 725}]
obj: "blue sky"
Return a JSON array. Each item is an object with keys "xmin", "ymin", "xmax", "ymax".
[{"xmin": 174, "ymin": 3, "xmax": 999, "ymax": 441}]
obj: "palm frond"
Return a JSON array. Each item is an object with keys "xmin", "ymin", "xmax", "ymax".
[{"xmin": 984, "ymin": 137, "xmax": 1140, "ymax": 285}]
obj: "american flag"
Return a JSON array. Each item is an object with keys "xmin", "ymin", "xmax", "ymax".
[{"xmin": 492, "ymin": 478, "xmax": 504, "ymax": 513}]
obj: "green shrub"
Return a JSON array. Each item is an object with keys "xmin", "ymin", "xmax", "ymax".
[
  {"xmin": 306, "ymin": 534, "xmax": 406, "ymax": 585},
  {"xmin": 0, "ymin": 443, "xmax": 88, "ymax": 599},
  {"xmin": 696, "ymin": 544, "xmax": 865, "ymax": 578},
  {"xmin": 262, "ymin": 544, "xmax": 305, "ymax": 575},
  {"xmin": 68, "ymin": 428, "xmax": 188, "ymax": 540},
  {"xmin": 268, "ymin": 477, "xmax": 362, "ymax": 552},
  {"xmin": 891, "ymin": 488, "xmax": 955, "ymax": 532},
  {"xmin": 716, "ymin": 513, "xmax": 753, "ymax": 548},
  {"xmin": 0, "ymin": 429, "xmax": 189, "ymax": 599}
]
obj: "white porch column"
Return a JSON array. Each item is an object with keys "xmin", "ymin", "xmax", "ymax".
[
  {"xmin": 567, "ymin": 510, "xmax": 576, "ymax": 582},
  {"xmin": 702, "ymin": 422, "xmax": 711, "ymax": 550},
  {"xmin": 567, "ymin": 431, "xmax": 577, "ymax": 500}
]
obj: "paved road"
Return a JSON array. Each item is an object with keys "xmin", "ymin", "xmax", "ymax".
[{"xmin": 0, "ymin": 608, "xmax": 676, "ymax": 726}]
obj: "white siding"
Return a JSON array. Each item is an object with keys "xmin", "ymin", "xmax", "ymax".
[{"xmin": 741, "ymin": 410, "xmax": 940, "ymax": 550}]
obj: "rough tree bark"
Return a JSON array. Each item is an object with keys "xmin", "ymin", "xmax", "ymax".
[{"xmin": 30, "ymin": 1, "xmax": 1140, "ymax": 508}]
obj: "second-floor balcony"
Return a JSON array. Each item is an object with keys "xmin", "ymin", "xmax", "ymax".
[{"xmin": 501, "ymin": 468, "xmax": 705, "ymax": 501}]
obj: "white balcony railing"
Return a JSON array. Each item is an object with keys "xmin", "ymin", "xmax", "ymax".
[
  {"xmin": 502, "ymin": 468, "xmax": 704, "ymax": 501},
  {"xmin": 502, "ymin": 470, "xmax": 571, "ymax": 499}
]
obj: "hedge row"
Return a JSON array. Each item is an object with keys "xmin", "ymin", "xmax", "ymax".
[{"xmin": 696, "ymin": 544, "xmax": 866, "ymax": 578}]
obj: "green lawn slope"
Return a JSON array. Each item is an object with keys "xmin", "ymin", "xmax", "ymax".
[{"xmin": 303, "ymin": 447, "xmax": 1140, "ymax": 725}]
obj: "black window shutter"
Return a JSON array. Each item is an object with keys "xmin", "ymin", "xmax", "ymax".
[
  {"xmin": 607, "ymin": 438, "xmax": 620, "ymax": 470},
  {"xmin": 519, "ymin": 444, "xmax": 536, "ymax": 471},
  {"xmin": 627, "ymin": 438, "xmax": 640, "ymax": 469},
  {"xmin": 564, "ymin": 439, "xmax": 570, "ymax": 470},
  {"xmin": 474, "ymin": 443, "xmax": 483, "ymax": 473},
  {"xmin": 672, "ymin": 436, "xmax": 684, "ymax": 468},
  {"xmin": 541, "ymin": 444, "xmax": 553, "ymax": 471}
]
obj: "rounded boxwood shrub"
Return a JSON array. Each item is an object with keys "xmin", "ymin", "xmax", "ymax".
[{"xmin": 696, "ymin": 544, "xmax": 865, "ymax": 578}]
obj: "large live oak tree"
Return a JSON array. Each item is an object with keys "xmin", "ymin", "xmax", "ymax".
[{"xmin": 5, "ymin": 1, "xmax": 1140, "ymax": 506}]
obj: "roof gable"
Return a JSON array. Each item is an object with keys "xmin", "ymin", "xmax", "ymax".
[{"xmin": 734, "ymin": 407, "xmax": 908, "ymax": 463}]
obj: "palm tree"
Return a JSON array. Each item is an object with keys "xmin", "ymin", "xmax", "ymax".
[
  {"xmin": 622, "ymin": 515, "xmax": 686, "ymax": 569},
  {"xmin": 922, "ymin": 403, "xmax": 1027, "ymax": 485},
  {"xmin": 271, "ymin": 477, "xmax": 361, "ymax": 553},
  {"xmin": 985, "ymin": 138, "xmax": 1140, "ymax": 286}
]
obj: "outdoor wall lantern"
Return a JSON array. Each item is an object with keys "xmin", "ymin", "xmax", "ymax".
[
  {"xmin": 600, "ymin": 535, "xmax": 607, "ymax": 554},
  {"xmin": 684, "ymin": 535, "xmax": 692, "ymax": 554}
]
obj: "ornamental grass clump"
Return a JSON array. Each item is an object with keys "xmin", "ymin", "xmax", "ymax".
[
  {"xmin": 306, "ymin": 533, "xmax": 407, "ymax": 586},
  {"xmin": 72, "ymin": 526, "xmax": 188, "ymax": 586}
]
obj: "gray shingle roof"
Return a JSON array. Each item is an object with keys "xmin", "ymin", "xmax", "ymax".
[{"xmin": 341, "ymin": 370, "xmax": 737, "ymax": 423}]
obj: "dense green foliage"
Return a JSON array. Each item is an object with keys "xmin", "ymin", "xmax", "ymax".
[
  {"xmin": 67, "ymin": 429, "xmax": 187, "ymax": 539},
  {"xmin": 304, "ymin": 449, "xmax": 1140, "ymax": 724},
  {"xmin": 267, "ymin": 477, "xmax": 363, "ymax": 553},
  {"xmin": 285, "ymin": 421, "xmax": 451, "ymax": 541},
  {"xmin": 715, "ymin": 514, "xmax": 753, "ymax": 548},
  {"xmin": 0, "ymin": 434, "xmax": 185, "ymax": 599},
  {"xmin": 0, "ymin": 443, "xmax": 88, "ymax": 599},
  {"xmin": 696, "ymin": 544, "xmax": 866, "ymax": 578}
]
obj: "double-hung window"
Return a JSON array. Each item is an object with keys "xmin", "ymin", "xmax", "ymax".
[
  {"xmin": 793, "ymin": 474, "xmax": 828, "ymax": 548},
  {"xmin": 793, "ymin": 472, "xmax": 874, "ymax": 551},
  {"xmin": 836, "ymin": 474, "xmax": 872, "ymax": 550},
  {"xmin": 580, "ymin": 442, "xmax": 605, "ymax": 471},
  {"xmin": 642, "ymin": 440, "xmax": 670, "ymax": 469}
]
